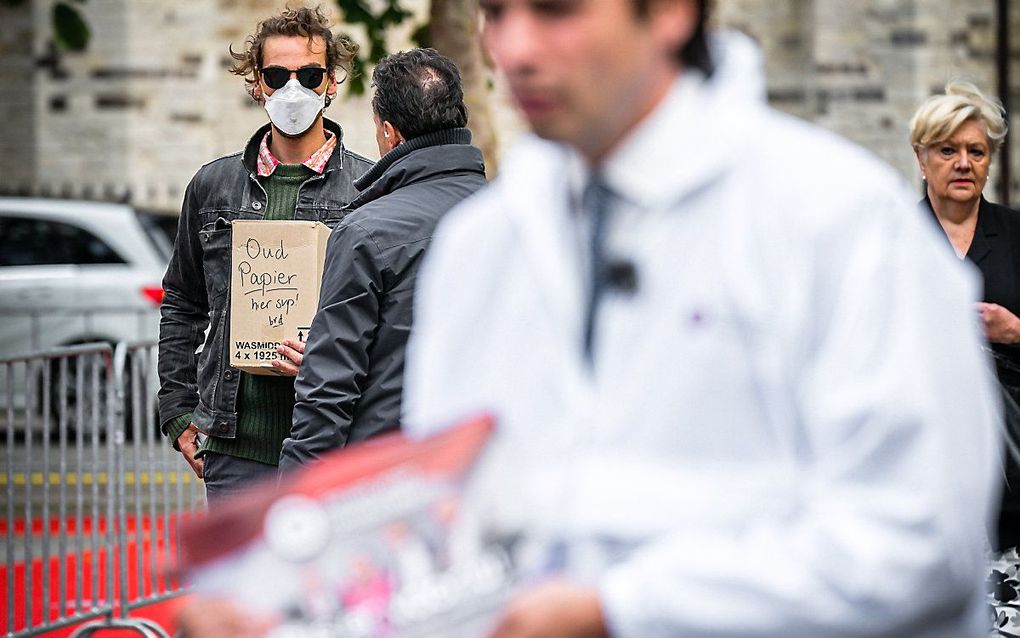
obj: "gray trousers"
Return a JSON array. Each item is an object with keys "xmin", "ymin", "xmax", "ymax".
[{"xmin": 202, "ymin": 452, "xmax": 277, "ymax": 507}]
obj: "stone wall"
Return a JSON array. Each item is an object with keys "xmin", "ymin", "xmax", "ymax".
[
  {"xmin": 0, "ymin": 0, "xmax": 399, "ymax": 211},
  {"xmin": 717, "ymin": 0, "xmax": 1020, "ymax": 203},
  {"xmin": 0, "ymin": 2, "xmax": 37, "ymax": 191},
  {"xmin": 0, "ymin": 0, "xmax": 1016, "ymax": 210}
]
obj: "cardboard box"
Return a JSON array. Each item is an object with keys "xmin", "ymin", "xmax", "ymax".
[{"xmin": 230, "ymin": 220, "xmax": 332, "ymax": 375}]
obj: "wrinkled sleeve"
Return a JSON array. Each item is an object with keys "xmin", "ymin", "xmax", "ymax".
[
  {"xmin": 598, "ymin": 193, "xmax": 1001, "ymax": 637},
  {"xmin": 279, "ymin": 221, "xmax": 383, "ymax": 472},
  {"xmin": 157, "ymin": 177, "xmax": 210, "ymax": 443}
]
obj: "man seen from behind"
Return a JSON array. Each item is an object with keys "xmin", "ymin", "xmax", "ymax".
[{"xmin": 279, "ymin": 48, "xmax": 487, "ymax": 470}]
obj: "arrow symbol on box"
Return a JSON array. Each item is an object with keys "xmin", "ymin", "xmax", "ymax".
[{"xmin": 298, "ymin": 331, "xmax": 304, "ymax": 342}]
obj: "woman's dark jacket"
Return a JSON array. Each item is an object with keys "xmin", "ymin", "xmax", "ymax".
[{"xmin": 925, "ymin": 195, "xmax": 1020, "ymax": 547}]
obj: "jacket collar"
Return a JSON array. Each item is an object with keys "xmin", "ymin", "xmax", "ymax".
[
  {"xmin": 499, "ymin": 30, "xmax": 766, "ymax": 218},
  {"xmin": 562, "ymin": 31, "xmax": 767, "ymax": 210},
  {"xmin": 353, "ymin": 127, "xmax": 474, "ymax": 191},
  {"xmin": 922, "ymin": 195, "xmax": 997, "ymax": 264},
  {"xmin": 971, "ymin": 197, "xmax": 999, "ymax": 264},
  {"xmin": 241, "ymin": 117, "xmax": 347, "ymax": 174},
  {"xmin": 348, "ymin": 128, "xmax": 483, "ymax": 209},
  {"xmin": 487, "ymin": 31, "xmax": 768, "ymax": 335}
]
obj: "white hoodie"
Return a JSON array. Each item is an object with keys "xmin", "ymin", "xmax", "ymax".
[{"xmin": 403, "ymin": 33, "xmax": 1000, "ymax": 637}]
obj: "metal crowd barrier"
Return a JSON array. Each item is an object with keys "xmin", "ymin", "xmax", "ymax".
[
  {"xmin": 1, "ymin": 342, "xmax": 206, "ymax": 638},
  {"xmin": 0, "ymin": 307, "xmax": 159, "ymax": 356}
]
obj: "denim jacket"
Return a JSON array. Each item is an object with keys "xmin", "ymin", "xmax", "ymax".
[{"xmin": 157, "ymin": 119, "xmax": 373, "ymax": 440}]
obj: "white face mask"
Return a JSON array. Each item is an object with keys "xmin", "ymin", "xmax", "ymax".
[{"xmin": 264, "ymin": 78, "xmax": 326, "ymax": 137}]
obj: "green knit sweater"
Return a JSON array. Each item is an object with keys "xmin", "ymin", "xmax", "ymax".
[{"xmin": 167, "ymin": 162, "xmax": 315, "ymax": 466}]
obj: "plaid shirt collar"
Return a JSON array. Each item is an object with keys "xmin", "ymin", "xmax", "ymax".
[{"xmin": 256, "ymin": 129, "xmax": 337, "ymax": 177}]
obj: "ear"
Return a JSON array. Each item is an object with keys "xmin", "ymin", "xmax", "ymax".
[
  {"xmin": 326, "ymin": 70, "xmax": 337, "ymax": 98},
  {"xmin": 913, "ymin": 145, "xmax": 927, "ymax": 178},
  {"xmin": 648, "ymin": 0, "xmax": 699, "ymax": 55},
  {"xmin": 383, "ymin": 121, "xmax": 403, "ymax": 141},
  {"xmin": 381, "ymin": 120, "xmax": 404, "ymax": 151}
]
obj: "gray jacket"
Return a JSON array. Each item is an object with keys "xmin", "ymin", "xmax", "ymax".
[
  {"xmin": 279, "ymin": 128, "xmax": 486, "ymax": 471},
  {"xmin": 157, "ymin": 119, "xmax": 373, "ymax": 441}
]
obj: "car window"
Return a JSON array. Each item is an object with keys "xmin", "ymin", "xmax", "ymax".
[
  {"xmin": 0, "ymin": 215, "xmax": 126, "ymax": 267},
  {"xmin": 134, "ymin": 210, "xmax": 175, "ymax": 261}
]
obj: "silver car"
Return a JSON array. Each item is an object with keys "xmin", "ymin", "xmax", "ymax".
[{"xmin": 0, "ymin": 198, "xmax": 172, "ymax": 432}]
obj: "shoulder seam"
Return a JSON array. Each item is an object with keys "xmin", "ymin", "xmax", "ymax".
[
  {"xmin": 338, "ymin": 218, "xmax": 385, "ymax": 256},
  {"xmin": 343, "ymin": 149, "xmax": 375, "ymax": 165},
  {"xmin": 200, "ymin": 150, "xmax": 243, "ymax": 170}
]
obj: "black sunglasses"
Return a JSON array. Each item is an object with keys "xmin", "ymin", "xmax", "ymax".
[{"xmin": 259, "ymin": 66, "xmax": 327, "ymax": 90}]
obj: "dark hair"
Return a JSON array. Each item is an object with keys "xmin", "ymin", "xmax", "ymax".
[
  {"xmin": 229, "ymin": 6, "xmax": 358, "ymax": 102},
  {"xmin": 634, "ymin": 0, "xmax": 713, "ymax": 77},
  {"xmin": 371, "ymin": 48, "xmax": 469, "ymax": 140}
]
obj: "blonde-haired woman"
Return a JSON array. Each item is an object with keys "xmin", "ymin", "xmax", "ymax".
[{"xmin": 911, "ymin": 81, "xmax": 1020, "ymax": 550}]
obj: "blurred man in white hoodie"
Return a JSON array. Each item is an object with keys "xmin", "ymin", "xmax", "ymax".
[{"xmin": 403, "ymin": 1, "xmax": 1002, "ymax": 636}]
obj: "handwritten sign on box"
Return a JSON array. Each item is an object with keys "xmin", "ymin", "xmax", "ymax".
[{"xmin": 230, "ymin": 220, "xmax": 331, "ymax": 375}]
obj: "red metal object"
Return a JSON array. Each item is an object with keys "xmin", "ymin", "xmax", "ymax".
[{"xmin": 0, "ymin": 514, "xmax": 185, "ymax": 637}]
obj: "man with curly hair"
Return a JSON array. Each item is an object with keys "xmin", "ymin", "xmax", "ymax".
[{"xmin": 157, "ymin": 6, "xmax": 373, "ymax": 505}]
